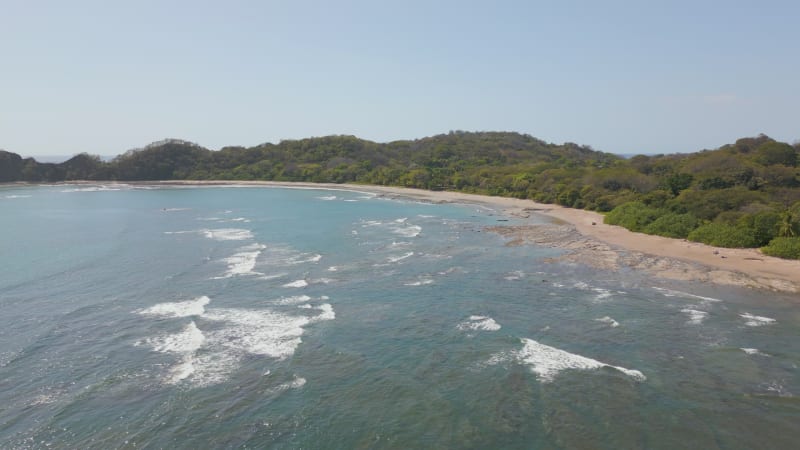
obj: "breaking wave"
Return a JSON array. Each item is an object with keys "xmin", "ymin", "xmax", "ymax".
[
  {"xmin": 594, "ymin": 316, "xmax": 620, "ymax": 328},
  {"xmin": 457, "ymin": 316, "xmax": 501, "ymax": 332},
  {"xmin": 489, "ymin": 338, "xmax": 646, "ymax": 383},
  {"xmin": 681, "ymin": 309, "xmax": 709, "ymax": 325},
  {"xmin": 740, "ymin": 313, "xmax": 776, "ymax": 327},
  {"xmin": 138, "ymin": 296, "xmax": 211, "ymax": 318},
  {"xmin": 136, "ymin": 296, "xmax": 335, "ymax": 387}
]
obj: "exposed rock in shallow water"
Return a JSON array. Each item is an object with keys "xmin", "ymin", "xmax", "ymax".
[{"xmin": 486, "ymin": 224, "xmax": 800, "ymax": 293}]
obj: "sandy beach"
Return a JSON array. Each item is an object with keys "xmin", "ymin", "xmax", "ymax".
[{"xmin": 87, "ymin": 180, "xmax": 800, "ymax": 293}]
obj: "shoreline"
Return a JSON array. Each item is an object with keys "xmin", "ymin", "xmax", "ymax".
[{"xmin": 8, "ymin": 180, "xmax": 800, "ymax": 293}]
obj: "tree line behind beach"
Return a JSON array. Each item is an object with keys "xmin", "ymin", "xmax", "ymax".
[{"xmin": 2, "ymin": 132, "xmax": 799, "ymax": 258}]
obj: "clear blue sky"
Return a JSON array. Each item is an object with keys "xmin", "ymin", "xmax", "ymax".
[{"xmin": 2, "ymin": 0, "xmax": 798, "ymax": 158}]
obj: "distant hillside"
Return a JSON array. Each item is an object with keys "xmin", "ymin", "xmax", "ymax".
[
  {"xmin": 0, "ymin": 132, "xmax": 619, "ymax": 186},
  {"xmin": 2, "ymin": 131, "xmax": 799, "ymax": 257}
]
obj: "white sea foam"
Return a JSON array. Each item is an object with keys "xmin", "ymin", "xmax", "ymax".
[
  {"xmin": 139, "ymin": 296, "xmax": 211, "ymax": 318},
  {"xmin": 218, "ymin": 245, "xmax": 265, "ymax": 278},
  {"xmin": 283, "ymin": 279, "xmax": 308, "ymax": 288},
  {"xmin": 202, "ymin": 308, "xmax": 309, "ymax": 359},
  {"xmin": 168, "ymin": 355, "xmax": 198, "ymax": 383},
  {"xmin": 300, "ymin": 254, "xmax": 322, "ymax": 263},
  {"xmin": 274, "ymin": 295, "xmax": 312, "ymax": 305},
  {"xmin": 142, "ymin": 321, "xmax": 206, "ymax": 354},
  {"xmin": 457, "ymin": 315, "xmax": 501, "ymax": 332},
  {"xmin": 203, "ymin": 228, "xmax": 253, "ymax": 241},
  {"xmin": 241, "ymin": 243, "xmax": 267, "ymax": 251},
  {"xmin": 3, "ymin": 194, "xmax": 31, "ymax": 199},
  {"xmin": 270, "ymin": 375, "xmax": 308, "ymax": 394},
  {"xmin": 204, "ymin": 305, "xmax": 333, "ymax": 357},
  {"xmin": 29, "ymin": 391, "xmax": 63, "ymax": 406},
  {"xmin": 572, "ymin": 282, "xmax": 613, "ymax": 301},
  {"xmin": 327, "ymin": 266, "xmax": 339, "ymax": 272},
  {"xmin": 681, "ymin": 309, "xmax": 709, "ymax": 325},
  {"xmin": 740, "ymin": 348, "xmax": 770, "ymax": 356},
  {"xmin": 163, "ymin": 230, "xmax": 197, "ymax": 235},
  {"xmin": 388, "ymin": 252, "xmax": 414, "ymax": 263},
  {"xmin": 405, "ymin": 278, "xmax": 434, "ymax": 286},
  {"xmin": 653, "ymin": 287, "xmax": 722, "ymax": 303},
  {"xmin": 316, "ymin": 195, "xmax": 337, "ymax": 200},
  {"xmin": 297, "ymin": 304, "xmax": 313, "ymax": 309},
  {"xmin": 312, "ymin": 304, "xmax": 336, "ymax": 321},
  {"xmin": 61, "ymin": 185, "xmax": 123, "ymax": 193},
  {"xmin": 422, "ymin": 252, "xmax": 453, "ymax": 260},
  {"xmin": 394, "ymin": 225, "xmax": 422, "ymax": 238},
  {"xmin": 266, "ymin": 375, "xmax": 308, "ymax": 395},
  {"xmin": 762, "ymin": 381, "xmax": 793, "ymax": 397},
  {"xmin": 594, "ymin": 316, "xmax": 620, "ymax": 327},
  {"xmin": 161, "ymin": 207, "xmax": 190, "ymax": 212},
  {"xmin": 740, "ymin": 313, "xmax": 776, "ymax": 327},
  {"xmin": 258, "ymin": 245, "xmax": 321, "ymax": 266},
  {"xmin": 592, "ymin": 288, "xmax": 613, "ymax": 301},
  {"xmin": 489, "ymin": 338, "xmax": 646, "ymax": 383},
  {"xmin": 181, "ymin": 347, "xmax": 244, "ymax": 387},
  {"xmin": 395, "ymin": 217, "xmax": 408, "ymax": 223},
  {"xmin": 198, "ymin": 215, "xmax": 248, "ymax": 222},
  {"xmin": 220, "ymin": 251, "xmax": 259, "ymax": 277},
  {"xmin": 137, "ymin": 294, "xmax": 337, "ymax": 387},
  {"xmin": 504, "ymin": 270, "xmax": 524, "ymax": 281},
  {"xmin": 285, "ymin": 376, "xmax": 307, "ymax": 389},
  {"xmin": 437, "ymin": 267, "xmax": 460, "ymax": 275}
]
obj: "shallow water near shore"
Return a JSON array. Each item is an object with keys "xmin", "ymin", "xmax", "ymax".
[{"xmin": 1, "ymin": 184, "xmax": 799, "ymax": 449}]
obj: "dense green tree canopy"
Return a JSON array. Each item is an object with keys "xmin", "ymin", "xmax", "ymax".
[{"xmin": 2, "ymin": 132, "xmax": 799, "ymax": 257}]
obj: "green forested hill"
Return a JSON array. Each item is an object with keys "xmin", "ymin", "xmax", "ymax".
[{"xmin": 2, "ymin": 132, "xmax": 799, "ymax": 257}]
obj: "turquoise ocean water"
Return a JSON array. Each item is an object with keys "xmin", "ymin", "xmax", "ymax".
[{"xmin": 1, "ymin": 184, "xmax": 798, "ymax": 449}]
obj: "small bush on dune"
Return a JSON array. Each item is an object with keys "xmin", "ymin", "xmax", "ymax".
[
  {"xmin": 604, "ymin": 202, "xmax": 665, "ymax": 232},
  {"xmin": 643, "ymin": 213, "xmax": 700, "ymax": 238},
  {"xmin": 687, "ymin": 223, "xmax": 759, "ymax": 248},
  {"xmin": 761, "ymin": 237, "xmax": 800, "ymax": 259}
]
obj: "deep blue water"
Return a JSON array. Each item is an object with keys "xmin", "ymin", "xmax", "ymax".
[{"xmin": 1, "ymin": 184, "xmax": 798, "ymax": 449}]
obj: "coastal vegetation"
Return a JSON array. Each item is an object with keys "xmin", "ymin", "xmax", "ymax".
[{"xmin": 2, "ymin": 132, "xmax": 799, "ymax": 258}]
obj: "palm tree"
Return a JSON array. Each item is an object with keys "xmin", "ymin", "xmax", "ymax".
[{"xmin": 778, "ymin": 210, "xmax": 796, "ymax": 237}]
